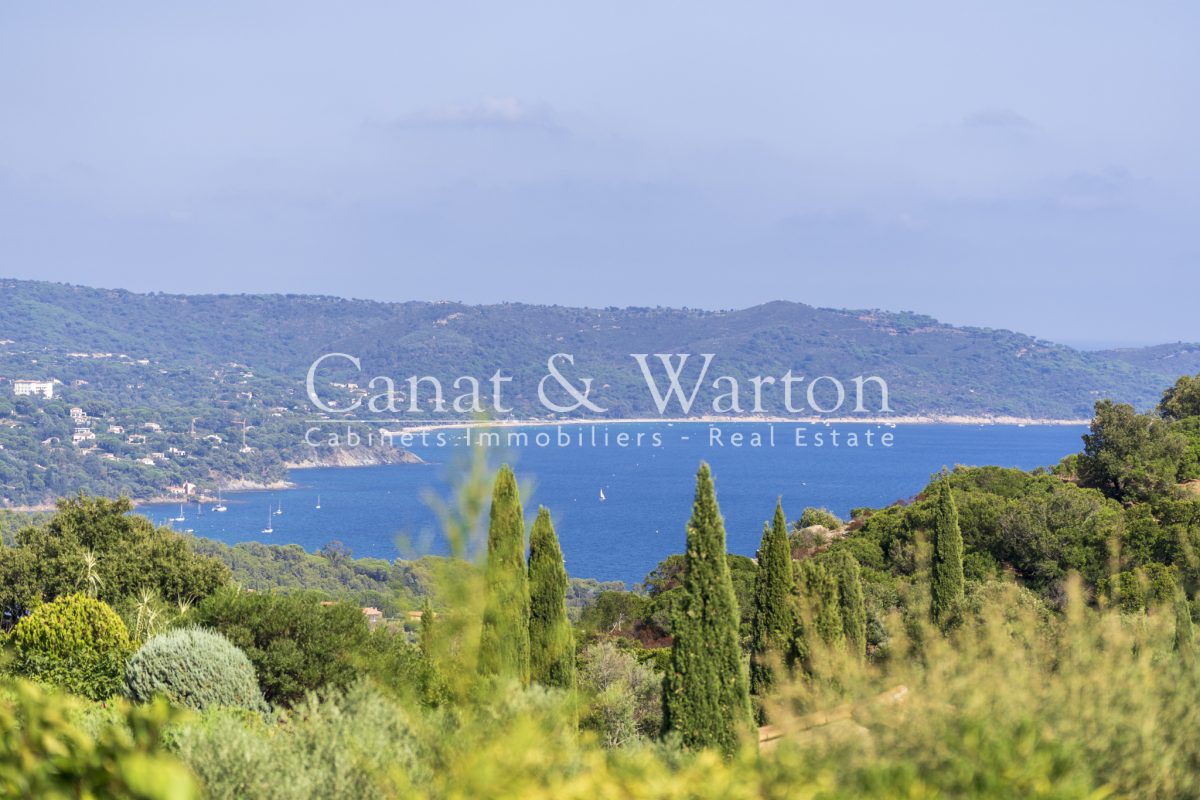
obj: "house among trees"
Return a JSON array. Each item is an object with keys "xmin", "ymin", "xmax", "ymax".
[{"xmin": 362, "ymin": 607, "xmax": 384, "ymax": 628}]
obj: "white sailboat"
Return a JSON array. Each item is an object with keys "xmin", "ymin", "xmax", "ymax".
[
  {"xmin": 262, "ymin": 508, "xmax": 274, "ymax": 534},
  {"xmin": 274, "ymin": 499, "xmax": 283, "ymax": 516},
  {"xmin": 170, "ymin": 504, "xmax": 186, "ymax": 523},
  {"xmin": 599, "ymin": 488, "xmax": 606, "ymax": 502},
  {"xmin": 213, "ymin": 489, "xmax": 227, "ymax": 512},
  {"xmin": 315, "ymin": 495, "xmax": 321, "ymax": 510}
]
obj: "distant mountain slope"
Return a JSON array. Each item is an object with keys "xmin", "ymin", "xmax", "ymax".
[
  {"xmin": 1, "ymin": 279, "xmax": 1190, "ymax": 419},
  {"xmin": 1096, "ymin": 343, "xmax": 1200, "ymax": 382}
]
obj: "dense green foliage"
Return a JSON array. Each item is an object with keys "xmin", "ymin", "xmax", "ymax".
[
  {"xmin": 0, "ymin": 495, "xmax": 228, "ymax": 627},
  {"xmin": 1176, "ymin": 590, "xmax": 1196, "ymax": 664},
  {"xmin": 797, "ymin": 559, "xmax": 843, "ymax": 648},
  {"xmin": 1160, "ymin": 373, "xmax": 1200, "ymax": 421},
  {"xmin": 478, "ymin": 465, "xmax": 531, "ymax": 683},
  {"xmin": 833, "ymin": 549, "xmax": 867, "ymax": 661},
  {"xmin": 0, "ymin": 679, "xmax": 197, "ymax": 799},
  {"xmin": 8, "ymin": 594, "xmax": 133, "ymax": 700},
  {"xmin": 528, "ymin": 507, "xmax": 574, "ymax": 690},
  {"xmin": 15, "ymin": 583, "xmax": 1200, "ymax": 798},
  {"xmin": 354, "ymin": 627, "xmax": 447, "ymax": 708},
  {"xmin": 189, "ymin": 538, "xmax": 433, "ymax": 615},
  {"xmin": 190, "ymin": 589, "xmax": 369, "ymax": 706},
  {"xmin": 749, "ymin": 501, "xmax": 793, "ymax": 700},
  {"xmin": 1079, "ymin": 399, "xmax": 1186, "ymax": 502},
  {"xmin": 662, "ymin": 463, "xmax": 753, "ymax": 757},
  {"xmin": 123, "ymin": 627, "xmax": 265, "ymax": 712},
  {"xmin": 0, "ymin": 510, "xmax": 41, "ymax": 546},
  {"xmin": 576, "ymin": 641, "xmax": 662, "ymax": 747},
  {"xmin": 169, "ymin": 682, "xmax": 425, "ymax": 799},
  {"xmin": 798, "ymin": 506, "xmax": 842, "ymax": 530},
  {"xmin": 930, "ymin": 478, "xmax": 966, "ymax": 628}
]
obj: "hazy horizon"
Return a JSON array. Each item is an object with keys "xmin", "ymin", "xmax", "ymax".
[{"xmin": 2, "ymin": 2, "xmax": 1197, "ymax": 349}]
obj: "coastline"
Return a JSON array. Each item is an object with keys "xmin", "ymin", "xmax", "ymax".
[
  {"xmin": 393, "ymin": 414, "xmax": 1090, "ymax": 435},
  {"xmin": 4, "ymin": 416, "xmax": 1085, "ymax": 512}
]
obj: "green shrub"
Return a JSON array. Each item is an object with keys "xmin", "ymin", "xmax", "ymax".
[
  {"xmin": 1, "ymin": 678, "xmax": 197, "ymax": 799},
  {"xmin": 798, "ymin": 506, "xmax": 843, "ymax": 530},
  {"xmin": 353, "ymin": 628, "xmax": 448, "ymax": 708},
  {"xmin": 170, "ymin": 681, "xmax": 425, "ymax": 799},
  {"xmin": 578, "ymin": 641, "xmax": 662, "ymax": 748},
  {"xmin": 191, "ymin": 589, "xmax": 370, "ymax": 706},
  {"xmin": 124, "ymin": 627, "xmax": 266, "ymax": 713},
  {"xmin": 8, "ymin": 594, "xmax": 133, "ymax": 700}
]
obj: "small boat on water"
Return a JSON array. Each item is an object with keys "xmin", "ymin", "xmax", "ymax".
[
  {"xmin": 170, "ymin": 504, "xmax": 186, "ymax": 523},
  {"xmin": 599, "ymin": 488, "xmax": 606, "ymax": 502},
  {"xmin": 262, "ymin": 508, "xmax": 274, "ymax": 534},
  {"xmin": 315, "ymin": 495, "xmax": 321, "ymax": 510},
  {"xmin": 274, "ymin": 499, "xmax": 283, "ymax": 516},
  {"xmin": 213, "ymin": 489, "xmax": 227, "ymax": 512}
]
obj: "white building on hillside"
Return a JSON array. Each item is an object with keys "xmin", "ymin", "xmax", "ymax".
[{"xmin": 13, "ymin": 380, "xmax": 54, "ymax": 399}]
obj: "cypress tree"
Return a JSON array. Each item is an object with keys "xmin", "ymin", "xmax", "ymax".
[
  {"xmin": 419, "ymin": 597, "xmax": 435, "ymax": 657},
  {"xmin": 786, "ymin": 615, "xmax": 811, "ymax": 675},
  {"xmin": 833, "ymin": 550, "xmax": 867, "ymax": 662},
  {"xmin": 799, "ymin": 560, "xmax": 844, "ymax": 647},
  {"xmin": 479, "ymin": 464, "xmax": 531, "ymax": 683},
  {"xmin": 930, "ymin": 477, "xmax": 965, "ymax": 629},
  {"xmin": 528, "ymin": 506, "xmax": 575, "ymax": 689},
  {"xmin": 662, "ymin": 463, "xmax": 753, "ymax": 756},
  {"xmin": 749, "ymin": 500, "xmax": 794, "ymax": 699},
  {"xmin": 1175, "ymin": 591, "xmax": 1196, "ymax": 667}
]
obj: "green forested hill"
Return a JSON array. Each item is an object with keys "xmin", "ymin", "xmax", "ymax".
[
  {"xmin": 2, "ymin": 279, "xmax": 1190, "ymax": 415},
  {"xmin": 0, "ymin": 278, "xmax": 1193, "ymax": 504}
]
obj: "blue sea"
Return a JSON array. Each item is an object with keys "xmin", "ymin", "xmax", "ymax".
[{"xmin": 143, "ymin": 422, "xmax": 1086, "ymax": 585}]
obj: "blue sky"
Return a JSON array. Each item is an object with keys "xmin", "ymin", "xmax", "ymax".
[{"xmin": 1, "ymin": 2, "xmax": 1197, "ymax": 348}]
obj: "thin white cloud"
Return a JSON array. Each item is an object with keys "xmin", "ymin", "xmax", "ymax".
[
  {"xmin": 962, "ymin": 109, "xmax": 1038, "ymax": 132},
  {"xmin": 388, "ymin": 96, "xmax": 566, "ymax": 134}
]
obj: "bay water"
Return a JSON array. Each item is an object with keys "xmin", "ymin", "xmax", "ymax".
[{"xmin": 144, "ymin": 422, "xmax": 1086, "ymax": 585}]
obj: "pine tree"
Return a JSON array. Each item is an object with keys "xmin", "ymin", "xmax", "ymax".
[
  {"xmin": 833, "ymin": 550, "xmax": 867, "ymax": 662},
  {"xmin": 528, "ymin": 506, "xmax": 575, "ymax": 689},
  {"xmin": 930, "ymin": 476, "xmax": 965, "ymax": 629},
  {"xmin": 662, "ymin": 463, "xmax": 753, "ymax": 756},
  {"xmin": 749, "ymin": 500, "xmax": 794, "ymax": 700},
  {"xmin": 479, "ymin": 464, "xmax": 531, "ymax": 683}
]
